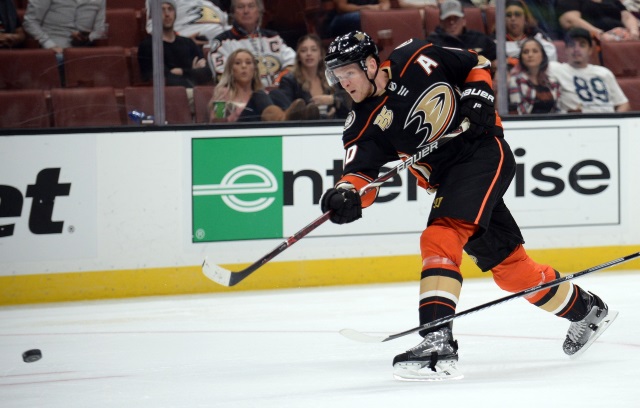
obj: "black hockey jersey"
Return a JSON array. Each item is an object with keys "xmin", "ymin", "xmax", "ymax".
[{"xmin": 338, "ymin": 38, "xmax": 501, "ymax": 207}]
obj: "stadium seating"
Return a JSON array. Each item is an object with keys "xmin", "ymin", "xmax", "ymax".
[
  {"xmin": 0, "ymin": 49, "xmax": 62, "ymax": 90},
  {"xmin": 617, "ymin": 77, "xmax": 640, "ymax": 111},
  {"xmin": 360, "ymin": 9, "xmax": 425, "ymax": 61},
  {"xmin": 50, "ymin": 87, "xmax": 123, "ymax": 127},
  {"xmin": 0, "ymin": 90, "xmax": 51, "ymax": 128},
  {"xmin": 600, "ymin": 40, "xmax": 640, "ymax": 78},
  {"xmin": 63, "ymin": 46, "xmax": 131, "ymax": 89},
  {"xmin": 97, "ymin": 8, "xmax": 143, "ymax": 48},
  {"xmin": 423, "ymin": 7, "xmax": 441, "ymax": 35},
  {"xmin": 193, "ymin": 86, "xmax": 214, "ymax": 123},
  {"xmin": 123, "ymin": 86, "xmax": 193, "ymax": 125},
  {"xmin": 106, "ymin": 0, "xmax": 145, "ymax": 9},
  {"xmin": 463, "ymin": 6, "xmax": 486, "ymax": 34}
]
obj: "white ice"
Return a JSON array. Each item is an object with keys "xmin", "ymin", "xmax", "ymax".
[{"xmin": 1, "ymin": 271, "xmax": 639, "ymax": 408}]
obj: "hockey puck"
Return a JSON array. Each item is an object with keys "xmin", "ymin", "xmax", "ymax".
[{"xmin": 22, "ymin": 349, "xmax": 42, "ymax": 363}]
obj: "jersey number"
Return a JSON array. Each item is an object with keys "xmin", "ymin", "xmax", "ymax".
[
  {"xmin": 345, "ymin": 145, "xmax": 358, "ymax": 165},
  {"xmin": 573, "ymin": 76, "xmax": 609, "ymax": 103}
]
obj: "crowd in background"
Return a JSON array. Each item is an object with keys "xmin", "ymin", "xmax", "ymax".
[{"xmin": 1, "ymin": 0, "xmax": 639, "ymax": 128}]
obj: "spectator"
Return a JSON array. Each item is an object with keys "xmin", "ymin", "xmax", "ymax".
[
  {"xmin": 273, "ymin": 34, "xmax": 351, "ymax": 119},
  {"xmin": 500, "ymin": 0, "xmax": 557, "ymax": 71},
  {"xmin": 476, "ymin": 0, "xmax": 565, "ymax": 40},
  {"xmin": 138, "ymin": 0, "xmax": 212, "ymax": 87},
  {"xmin": 426, "ymin": 0, "xmax": 497, "ymax": 65},
  {"xmin": 207, "ymin": 0, "xmax": 295, "ymax": 87},
  {"xmin": 508, "ymin": 37, "xmax": 561, "ymax": 114},
  {"xmin": 23, "ymin": 0, "xmax": 106, "ymax": 55},
  {"xmin": 145, "ymin": 0, "xmax": 230, "ymax": 48},
  {"xmin": 548, "ymin": 27, "xmax": 630, "ymax": 112},
  {"xmin": 0, "ymin": 0, "xmax": 26, "ymax": 48},
  {"xmin": 558, "ymin": 0, "xmax": 640, "ymax": 41},
  {"xmin": 208, "ymin": 48, "xmax": 272, "ymax": 122},
  {"xmin": 328, "ymin": 0, "xmax": 391, "ymax": 38}
]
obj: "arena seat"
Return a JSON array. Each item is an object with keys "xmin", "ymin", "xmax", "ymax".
[
  {"xmin": 463, "ymin": 7, "xmax": 486, "ymax": 34},
  {"xmin": 360, "ymin": 9, "xmax": 425, "ymax": 61},
  {"xmin": 193, "ymin": 86, "xmax": 214, "ymax": 124},
  {"xmin": 123, "ymin": 86, "xmax": 193, "ymax": 125},
  {"xmin": 97, "ymin": 9, "xmax": 143, "ymax": 48},
  {"xmin": 50, "ymin": 87, "xmax": 123, "ymax": 127},
  {"xmin": 0, "ymin": 49, "xmax": 62, "ymax": 90},
  {"xmin": 63, "ymin": 46, "xmax": 131, "ymax": 89},
  {"xmin": 423, "ymin": 7, "xmax": 441, "ymax": 36},
  {"xmin": 600, "ymin": 40, "xmax": 640, "ymax": 77},
  {"xmin": 616, "ymin": 77, "xmax": 640, "ymax": 111},
  {"xmin": 0, "ymin": 90, "xmax": 51, "ymax": 128},
  {"xmin": 106, "ymin": 0, "xmax": 145, "ymax": 9}
]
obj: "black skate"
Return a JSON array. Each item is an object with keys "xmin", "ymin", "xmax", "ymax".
[
  {"xmin": 392, "ymin": 327, "xmax": 463, "ymax": 381},
  {"xmin": 563, "ymin": 292, "xmax": 619, "ymax": 358}
]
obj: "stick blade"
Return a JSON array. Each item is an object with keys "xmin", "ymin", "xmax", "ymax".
[
  {"xmin": 202, "ymin": 258, "xmax": 233, "ymax": 286},
  {"xmin": 339, "ymin": 328, "xmax": 387, "ymax": 343}
]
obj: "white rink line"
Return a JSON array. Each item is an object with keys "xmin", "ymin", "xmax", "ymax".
[{"xmin": 1, "ymin": 271, "xmax": 639, "ymax": 408}]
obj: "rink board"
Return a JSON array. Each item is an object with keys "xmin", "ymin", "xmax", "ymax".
[{"xmin": 1, "ymin": 116, "xmax": 639, "ymax": 304}]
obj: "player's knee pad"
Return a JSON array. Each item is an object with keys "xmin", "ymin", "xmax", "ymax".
[
  {"xmin": 420, "ymin": 218, "xmax": 476, "ymax": 270},
  {"xmin": 491, "ymin": 244, "xmax": 556, "ymax": 295}
]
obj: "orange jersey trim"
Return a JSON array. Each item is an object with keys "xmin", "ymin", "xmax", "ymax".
[
  {"xmin": 474, "ymin": 137, "xmax": 504, "ymax": 224},
  {"xmin": 400, "ymin": 44, "xmax": 433, "ymax": 78},
  {"xmin": 339, "ymin": 173, "xmax": 377, "ymax": 208},
  {"xmin": 419, "ymin": 300, "xmax": 456, "ymax": 311}
]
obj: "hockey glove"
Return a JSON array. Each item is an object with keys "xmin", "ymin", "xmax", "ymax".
[
  {"xmin": 459, "ymin": 81, "xmax": 496, "ymax": 139},
  {"xmin": 320, "ymin": 187, "xmax": 362, "ymax": 224}
]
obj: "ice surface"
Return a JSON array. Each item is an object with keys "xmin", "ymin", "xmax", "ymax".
[{"xmin": 1, "ymin": 272, "xmax": 639, "ymax": 407}]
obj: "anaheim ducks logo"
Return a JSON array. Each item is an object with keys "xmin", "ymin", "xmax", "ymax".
[{"xmin": 404, "ymin": 82, "xmax": 456, "ymax": 147}]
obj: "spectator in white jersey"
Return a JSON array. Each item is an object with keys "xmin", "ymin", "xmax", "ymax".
[
  {"xmin": 207, "ymin": 0, "xmax": 295, "ymax": 87},
  {"xmin": 145, "ymin": 0, "xmax": 230, "ymax": 47},
  {"xmin": 548, "ymin": 27, "xmax": 630, "ymax": 113}
]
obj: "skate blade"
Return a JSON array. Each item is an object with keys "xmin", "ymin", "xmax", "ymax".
[
  {"xmin": 393, "ymin": 360, "xmax": 464, "ymax": 382},
  {"xmin": 570, "ymin": 310, "xmax": 619, "ymax": 359}
]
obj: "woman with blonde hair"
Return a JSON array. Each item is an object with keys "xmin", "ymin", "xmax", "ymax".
[{"xmin": 208, "ymin": 48, "xmax": 275, "ymax": 122}]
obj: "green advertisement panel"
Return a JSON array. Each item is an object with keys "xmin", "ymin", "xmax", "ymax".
[{"xmin": 192, "ymin": 137, "xmax": 283, "ymax": 242}]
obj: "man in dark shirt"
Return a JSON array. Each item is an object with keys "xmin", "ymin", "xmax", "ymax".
[
  {"xmin": 138, "ymin": 0, "xmax": 212, "ymax": 87},
  {"xmin": 426, "ymin": 0, "xmax": 496, "ymax": 65}
]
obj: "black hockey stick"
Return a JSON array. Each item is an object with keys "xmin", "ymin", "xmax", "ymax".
[
  {"xmin": 202, "ymin": 118, "xmax": 470, "ymax": 287},
  {"xmin": 340, "ymin": 251, "xmax": 640, "ymax": 343}
]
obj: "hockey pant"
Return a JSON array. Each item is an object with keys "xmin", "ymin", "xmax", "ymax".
[{"xmin": 418, "ymin": 217, "xmax": 592, "ymax": 336}]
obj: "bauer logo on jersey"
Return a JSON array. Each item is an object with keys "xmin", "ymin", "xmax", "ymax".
[
  {"xmin": 405, "ymin": 82, "xmax": 456, "ymax": 146},
  {"xmin": 374, "ymin": 106, "xmax": 394, "ymax": 131}
]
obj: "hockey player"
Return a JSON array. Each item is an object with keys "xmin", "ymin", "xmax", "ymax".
[{"xmin": 321, "ymin": 31, "xmax": 618, "ymax": 381}]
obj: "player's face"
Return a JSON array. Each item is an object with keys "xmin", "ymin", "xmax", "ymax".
[
  {"xmin": 520, "ymin": 41, "xmax": 543, "ymax": 70},
  {"xmin": 234, "ymin": 0, "xmax": 260, "ymax": 31},
  {"xmin": 162, "ymin": 3, "xmax": 176, "ymax": 30},
  {"xmin": 298, "ymin": 39, "xmax": 321, "ymax": 70},
  {"xmin": 232, "ymin": 51, "xmax": 256, "ymax": 85},
  {"xmin": 332, "ymin": 63, "xmax": 372, "ymax": 103},
  {"xmin": 566, "ymin": 38, "xmax": 591, "ymax": 68},
  {"xmin": 441, "ymin": 16, "xmax": 465, "ymax": 37},
  {"xmin": 505, "ymin": 5, "xmax": 525, "ymax": 37}
]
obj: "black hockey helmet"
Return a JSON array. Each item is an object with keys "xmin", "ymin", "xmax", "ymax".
[{"xmin": 325, "ymin": 31, "xmax": 379, "ymax": 86}]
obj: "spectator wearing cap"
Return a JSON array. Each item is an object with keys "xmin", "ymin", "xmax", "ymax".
[
  {"xmin": 426, "ymin": 0, "xmax": 497, "ymax": 66},
  {"xmin": 138, "ymin": 0, "xmax": 212, "ymax": 87},
  {"xmin": 547, "ymin": 27, "xmax": 630, "ymax": 113}
]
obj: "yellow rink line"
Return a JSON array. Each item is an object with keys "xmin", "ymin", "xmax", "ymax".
[{"xmin": 1, "ymin": 245, "xmax": 638, "ymax": 306}]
